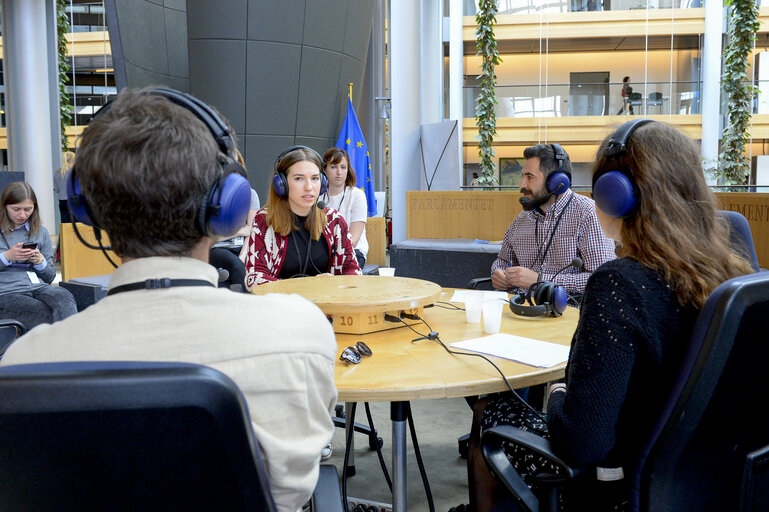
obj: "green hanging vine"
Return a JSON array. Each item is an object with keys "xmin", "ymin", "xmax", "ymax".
[
  {"xmin": 718, "ymin": 0, "xmax": 759, "ymax": 185},
  {"xmin": 57, "ymin": 0, "xmax": 73, "ymax": 153},
  {"xmin": 475, "ymin": 0, "xmax": 502, "ymax": 186}
]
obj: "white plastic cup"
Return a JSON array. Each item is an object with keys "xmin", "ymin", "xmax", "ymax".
[
  {"xmin": 482, "ymin": 299, "xmax": 504, "ymax": 334},
  {"xmin": 378, "ymin": 267, "xmax": 395, "ymax": 276},
  {"xmin": 464, "ymin": 292, "xmax": 483, "ymax": 323}
]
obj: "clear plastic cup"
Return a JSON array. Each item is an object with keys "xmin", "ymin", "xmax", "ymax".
[
  {"xmin": 482, "ymin": 299, "xmax": 504, "ymax": 334},
  {"xmin": 464, "ymin": 292, "xmax": 483, "ymax": 323}
]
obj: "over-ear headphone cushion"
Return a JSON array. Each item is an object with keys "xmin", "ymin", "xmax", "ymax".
[
  {"xmin": 66, "ymin": 168, "xmax": 99, "ymax": 228},
  {"xmin": 593, "ymin": 170, "xmax": 637, "ymax": 218},
  {"xmin": 546, "ymin": 171, "xmax": 572, "ymax": 195},
  {"xmin": 197, "ymin": 171, "xmax": 252, "ymax": 237},
  {"xmin": 532, "ymin": 282, "xmax": 568, "ymax": 317},
  {"xmin": 272, "ymin": 172, "xmax": 289, "ymax": 197}
]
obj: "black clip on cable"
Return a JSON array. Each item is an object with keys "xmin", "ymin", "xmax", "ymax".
[{"xmin": 412, "ymin": 331, "xmax": 439, "ymax": 342}]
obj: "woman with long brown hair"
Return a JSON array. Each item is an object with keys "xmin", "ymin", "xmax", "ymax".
[
  {"xmin": 322, "ymin": 147, "xmax": 369, "ymax": 269},
  {"xmin": 461, "ymin": 120, "xmax": 754, "ymax": 511},
  {"xmin": 0, "ymin": 182, "xmax": 77, "ymax": 330},
  {"xmin": 244, "ymin": 146, "xmax": 360, "ymax": 290}
]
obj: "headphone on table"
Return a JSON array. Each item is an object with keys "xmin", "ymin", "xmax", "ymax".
[
  {"xmin": 545, "ymin": 143, "xmax": 572, "ymax": 195},
  {"xmin": 592, "ymin": 118, "xmax": 654, "ymax": 219},
  {"xmin": 271, "ymin": 145, "xmax": 328, "ymax": 198},
  {"xmin": 509, "ymin": 280, "xmax": 569, "ymax": 318},
  {"xmin": 66, "ymin": 87, "xmax": 252, "ymax": 238}
]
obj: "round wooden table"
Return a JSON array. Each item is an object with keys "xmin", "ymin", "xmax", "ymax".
[
  {"xmin": 248, "ymin": 274, "xmax": 442, "ymax": 314},
  {"xmin": 250, "ymin": 275, "xmax": 442, "ymax": 334}
]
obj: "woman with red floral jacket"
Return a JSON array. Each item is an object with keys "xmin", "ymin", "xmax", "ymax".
[{"xmin": 244, "ymin": 146, "xmax": 361, "ymax": 290}]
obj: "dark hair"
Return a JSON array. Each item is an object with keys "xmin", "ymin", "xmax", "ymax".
[
  {"xmin": 623, "ymin": 76, "xmax": 630, "ymax": 83},
  {"xmin": 266, "ymin": 147, "xmax": 327, "ymax": 239},
  {"xmin": 0, "ymin": 182, "xmax": 41, "ymax": 236},
  {"xmin": 74, "ymin": 87, "xmax": 223, "ymax": 258},
  {"xmin": 592, "ymin": 121, "xmax": 753, "ymax": 308},
  {"xmin": 522, "ymin": 144, "xmax": 572, "ymax": 177},
  {"xmin": 322, "ymin": 147, "xmax": 356, "ymax": 187}
]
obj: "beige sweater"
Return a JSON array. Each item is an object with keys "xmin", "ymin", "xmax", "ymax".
[{"xmin": 1, "ymin": 256, "xmax": 338, "ymax": 512}]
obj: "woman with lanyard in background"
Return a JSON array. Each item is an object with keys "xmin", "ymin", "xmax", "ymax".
[
  {"xmin": 322, "ymin": 147, "xmax": 368, "ymax": 269},
  {"xmin": 243, "ymin": 146, "xmax": 361, "ymax": 290},
  {"xmin": 0, "ymin": 182, "xmax": 77, "ymax": 330}
]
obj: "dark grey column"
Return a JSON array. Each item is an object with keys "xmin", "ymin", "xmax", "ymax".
[{"xmin": 186, "ymin": 0, "xmax": 375, "ymax": 201}]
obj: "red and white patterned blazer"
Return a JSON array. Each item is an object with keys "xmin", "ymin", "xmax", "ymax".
[{"xmin": 244, "ymin": 207, "xmax": 362, "ymax": 290}]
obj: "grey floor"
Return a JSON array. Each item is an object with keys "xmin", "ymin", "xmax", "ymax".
[{"xmin": 326, "ymin": 398, "xmax": 472, "ymax": 512}]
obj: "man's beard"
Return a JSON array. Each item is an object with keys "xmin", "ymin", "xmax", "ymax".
[{"xmin": 519, "ymin": 187, "xmax": 551, "ymax": 211}]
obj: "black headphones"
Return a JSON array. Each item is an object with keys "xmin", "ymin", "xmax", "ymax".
[
  {"xmin": 592, "ymin": 118, "xmax": 654, "ymax": 218},
  {"xmin": 509, "ymin": 281, "xmax": 568, "ymax": 318},
  {"xmin": 545, "ymin": 143, "xmax": 572, "ymax": 195},
  {"xmin": 66, "ymin": 87, "xmax": 252, "ymax": 238},
  {"xmin": 271, "ymin": 145, "xmax": 329, "ymax": 198}
]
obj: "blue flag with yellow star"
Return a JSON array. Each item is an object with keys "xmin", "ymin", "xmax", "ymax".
[{"xmin": 336, "ymin": 98, "xmax": 377, "ymax": 217}]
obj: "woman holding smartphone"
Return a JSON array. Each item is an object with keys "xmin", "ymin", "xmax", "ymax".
[{"xmin": 0, "ymin": 182, "xmax": 77, "ymax": 330}]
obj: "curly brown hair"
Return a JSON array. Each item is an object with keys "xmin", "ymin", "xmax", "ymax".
[{"xmin": 593, "ymin": 121, "xmax": 754, "ymax": 308}]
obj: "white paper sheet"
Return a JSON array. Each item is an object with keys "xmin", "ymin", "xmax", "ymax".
[
  {"xmin": 450, "ymin": 290, "xmax": 509, "ymax": 303},
  {"xmin": 450, "ymin": 333, "xmax": 570, "ymax": 368}
]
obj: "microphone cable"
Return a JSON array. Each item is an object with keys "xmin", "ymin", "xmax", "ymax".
[{"xmin": 387, "ymin": 313, "xmax": 548, "ymax": 422}]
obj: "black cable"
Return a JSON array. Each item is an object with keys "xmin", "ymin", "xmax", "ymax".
[
  {"xmin": 411, "ymin": 316, "xmax": 548, "ymax": 422},
  {"xmin": 406, "ymin": 402, "xmax": 435, "ymax": 512},
  {"xmin": 364, "ymin": 402, "xmax": 392, "ymax": 491},
  {"xmin": 435, "ymin": 301, "xmax": 465, "ymax": 310},
  {"xmin": 341, "ymin": 401, "xmax": 358, "ymax": 512},
  {"xmin": 71, "ymin": 221, "xmax": 118, "ymax": 268}
]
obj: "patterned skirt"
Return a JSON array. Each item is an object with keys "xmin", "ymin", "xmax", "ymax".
[{"xmin": 480, "ymin": 394, "xmax": 628, "ymax": 511}]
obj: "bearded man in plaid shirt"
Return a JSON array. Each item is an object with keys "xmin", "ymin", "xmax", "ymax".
[{"xmin": 491, "ymin": 144, "xmax": 615, "ymax": 300}]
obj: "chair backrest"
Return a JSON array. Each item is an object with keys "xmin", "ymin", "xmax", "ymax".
[
  {"xmin": 629, "ymin": 92, "xmax": 642, "ymax": 101},
  {"xmin": 720, "ymin": 209, "xmax": 760, "ymax": 272},
  {"xmin": 648, "ymin": 92, "xmax": 663, "ymax": 101},
  {"xmin": 0, "ymin": 320, "xmax": 26, "ymax": 359},
  {"xmin": 632, "ymin": 272, "xmax": 769, "ymax": 512},
  {"xmin": 0, "ymin": 361, "xmax": 276, "ymax": 512}
]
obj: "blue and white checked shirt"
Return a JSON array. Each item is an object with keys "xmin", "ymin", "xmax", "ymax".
[{"xmin": 491, "ymin": 189, "xmax": 616, "ymax": 295}]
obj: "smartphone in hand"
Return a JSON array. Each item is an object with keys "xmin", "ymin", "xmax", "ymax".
[{"xmin": 21, "ymin": 242, "xmax": 38, "ymax": 250}]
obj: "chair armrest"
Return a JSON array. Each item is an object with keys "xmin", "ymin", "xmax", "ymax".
[
  {"xmin": 481, "ymin": 425, "xmax": 586, "ymax": 512},
  {"xmin": 311, "ymin": 464, "xmax": 344, "ymax": 512},
  {"xmin": 467, "ymin": 277, "xmax": 492, "ymax": 289}
]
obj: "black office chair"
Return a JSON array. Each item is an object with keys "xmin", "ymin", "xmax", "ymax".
[
  {"xmin": 0, "ymin": 319, "xmax": 26, "ymax": 359},
  {"xmin": 481, "ymin": 271, "xmax": 769, "ymax": 511},
  {"xmin": 720, "ymin": 209, "xmax": 760, "ymax": 272},
  {"xmin": 0, "ymin": 361, "xmax": 343, "ymax": 512}
]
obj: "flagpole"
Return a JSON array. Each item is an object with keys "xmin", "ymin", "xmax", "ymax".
[{"xmin": 348, "ymin": 83, "xmax": 353, "ymax": 101}]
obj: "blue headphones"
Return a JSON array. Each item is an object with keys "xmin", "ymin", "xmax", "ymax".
[
  {"xmin": 592, "ymin": 118, "xmax": 654, "ymax": 218},
  {"xmin": 271, "ymin": 145, "xmax": 328, "ymax": 198},
  {"xmin": 67, "ymin": 87, "xmax": 252, "ymax": 238},
  {"xmin": 509, "ymin": 280, "xmax": 568, "ymax": 318},
  {"xmin": 545, "ymin": 143, "xmax": 572, "ymax": 195}
]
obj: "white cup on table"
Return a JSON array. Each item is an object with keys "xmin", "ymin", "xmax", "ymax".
[
  {"xmin": 378, "ymin": 267, "xmax": 395, "ymax": 276},
  {"xmin": 482, "ymin": 299, "xmax": 504, "ymax": 334},
  {"xmin": 464, "ymin": 292, "xmax": 483, "ymax": 323}
]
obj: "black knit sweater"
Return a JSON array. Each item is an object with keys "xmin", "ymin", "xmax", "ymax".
[{"xmin": 546, "ymin": 257, "xmax": 697, "ymax": 469}]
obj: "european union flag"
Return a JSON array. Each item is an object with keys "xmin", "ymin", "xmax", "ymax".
[{"xmin": 336, "ymin": 99, "xmax": 377, "ymax": 217}]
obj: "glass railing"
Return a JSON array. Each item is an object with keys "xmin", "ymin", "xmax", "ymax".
[
  {"xmin": 0, "ymin": 89, "xmax": 116, "ymax": 129},
  {"xmin": 464, "ymin": 0, "xmax": 701, "ymax": 15},
  {"xmin": 464, "ymin": 81, "xmax": 702, "ymax": 118}
]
